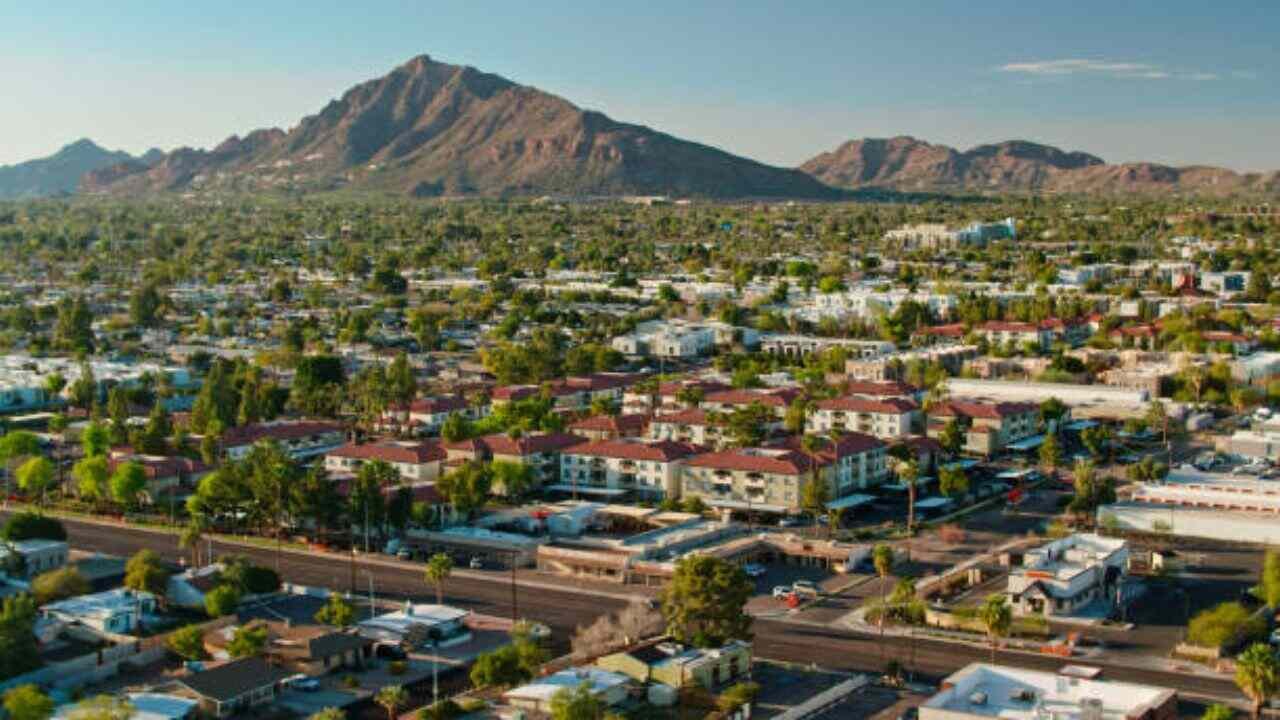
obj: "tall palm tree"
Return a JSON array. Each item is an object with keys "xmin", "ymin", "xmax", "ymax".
[
  {"xmin": 897, "ymin": 458, "xmax": 919, "ymax": 538},
  {"xmin": 978, "ymin": 594, "xmax": 1013, "ymax": 663},
  {"xmin": 1235, "ymin": 642, "xmax": 1280, "ymax": 720},
  {"xmin": 872, "ymin": 544, "xmax": 894, "ymax": 663},
  {"xmin": 179, "ymin": 518, "xmax": 208, "ymax": 567},
  {"xmin": 425, "ymin": 553, "xmax": 453, "ymax": 604}
]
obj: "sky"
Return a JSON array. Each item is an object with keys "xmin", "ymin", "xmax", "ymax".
[{"xmin": 2, "ymin": 1, "xmax": 1278, "ymax": 171}]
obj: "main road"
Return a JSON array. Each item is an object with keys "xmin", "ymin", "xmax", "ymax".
[{"xmin": 15, "ymin": 513, "xmax": 1244, "ymax": 705}]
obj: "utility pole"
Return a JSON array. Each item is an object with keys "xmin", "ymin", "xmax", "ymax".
[{"xmin": 509, "ymin": 551, "xmax": 519, "ymax": 624}]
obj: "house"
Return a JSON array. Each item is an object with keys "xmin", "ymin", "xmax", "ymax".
[
  {"xmin": 974, "ymin": 321, "xmax": 1052, "ymax": 352},
  {"xmin": 177, "ymin": 657, "xmax": 291, "ymax": 719},
  {"xmin": 107, "ymin": 451, "xmax": 211, "ymax": 502},
  {"xmin": 569, "ymin": 413, "xmax": 651, "ymax": 441},
  {"xmin": 42, "ymin": 588, "xmax": 157, "ymax": 634},
  {"xmin": 504, "ymin": 667, "xmax": 631, "ymax": 714},
  {"xmin": 324, "ymin": 440, "xmax": 446, "ymax": 482},
  {"xmin": 558, "ymin": 439, "xmax": 701, "ymax": 500},
  {"xmin": 383, "ymin": 395, "xmax": 486, "ymax": 434},
  {"xmin": 808, "ymin": 396, "xmax": 918, "ymax": 439},
  {"xmin": 921, "ymin": 663, "xmax": 1175, "ymax": 720},
  {"xmin": 356, "ymin": 602, "xmax": 471, "ymax": 649},
  {"xmin": 0, "ymin": 539, "xmax": 68, "ymax": 579},
  {"xmin": 927, "ymin": 400, "xmax": 1040, "ymax": 457},
  {"xmin": 220, "ymin": 421, "xmax": 345, "ymax": 461},
  {"xmin": 166, "ymin": 565, "xmax": 225, "ymax": 611},
  {"xmin": 596, "ymin": 639, "xmax": 752, "ymax": 690},
  {"xmin": 1005, "ymin": 533, "xmax": 1128, "ymax": 617}
]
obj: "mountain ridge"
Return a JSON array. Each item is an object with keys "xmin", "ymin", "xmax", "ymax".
[
  {"xmin": 798, "ymin": 135, "xmax": 1279, "ymax": 196},
  {"xmin": 82, "ymin": 54, "xmax": 839, "ymax": 200},
  {"xmin": 0, "ymin": 139, "xmax": 150, "ymax": 200}
]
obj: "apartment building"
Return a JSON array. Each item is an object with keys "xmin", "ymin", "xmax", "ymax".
[
  {"xmin": 701, "ymin": 388, "xmax": 803, "ymax": 419},
  {"xmin": 382, "ymin": 395, "xmax": 486, "ymax": 434},
  {"xmin": 442, "ymin": 432, "xmax": 583, "ymax": 486},
  {"xmin": 220, "ymin": 421, "xmax": 346, "ymax": 461},
  {"xmin": 558, "ymin": 439, "xmax": 701, "ymax": 500},
  {"xmin": 324, "ymin": 440, "xmax": 446, "ymax": 482},
  {"xmin": 808, "ymin": 396, "xmax": 918, "ymax": 439},
  {"xmin": 926, "ymin": 400, "xmax": 1039, "ymax": 456},
  {"xmin": 648, "ymin": 408, "xmax": 740, "ymax": 449}
]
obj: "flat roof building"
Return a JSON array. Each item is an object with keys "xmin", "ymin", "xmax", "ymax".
[{"xmin": 922, "ymin": 663, "xmax": 1175, "ymax": 720}]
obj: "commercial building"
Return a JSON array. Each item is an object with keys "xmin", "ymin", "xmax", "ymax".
[
  {"xmin": 504, "ymin": 667, "xmax": 631, "ymax": 714},
  {"xmin": 356, "ymin": 602, "xmax": 471, "ymax": 648},
  {"xmin": 1005, "ymin": 534, "xmax": 1128, "ymax": 617},
  {"xmin": 921, "ymin": 663, "xmax": 1175, "ymax": 720},
  {"xmin": 942, "ymin": 378, "xmax": 1151, "ymax": 420},
  {"xmin": 759, "ymin": 334, "xmax": 896, "ymax": 360}
]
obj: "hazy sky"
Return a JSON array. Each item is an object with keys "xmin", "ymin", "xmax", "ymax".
[{"xmin": 2, "ymin": 1, "xmax": 1277, "ymax": 170}]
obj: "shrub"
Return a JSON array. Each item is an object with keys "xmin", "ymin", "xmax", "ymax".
[
  {"xmin": 388, "ymin": 660, "xmax": 407, "ymax": 676},
  {"xmin": 418, "ymin": 700, "xmax": 463, "ymax": 720},
  {"xmin": 1187, "ymin": 602, "xmax": 1265, "ymax": 649}
]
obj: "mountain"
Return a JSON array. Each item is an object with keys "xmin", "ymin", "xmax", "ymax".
[
  {"xmin": 84, "ymin": 54, "xmax": 838, "ymax": 200},
  {"xmin": 0, "ymin": 139, "xmax": 143, "ymax": 199},
  {"xmin": 799, "ymin": 136, "xmax": 1280, "ymax": 196}
]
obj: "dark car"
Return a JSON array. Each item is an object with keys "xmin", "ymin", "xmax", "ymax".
[{"xmin": 375, "ymin": 643, "xmax": 407, "ymax": 660}]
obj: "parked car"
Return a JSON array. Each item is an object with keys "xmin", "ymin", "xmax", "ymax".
[
  {"xmin": 792, "ymin": 580, "xmax": 819, "ymax": 596},
  {"xmin": 285, "ymin": 674, "xmax": 321, "ymax": 692},
  {"xmin": 469, "ymin": 556, "xmax": 484, "ymax": 570},
  {"xmin": 374, "ymin": 643, "xmax": 407, "ymax": 660},
  {"xmin": 772, "ymin": 586, "xmax": 794, "ymax": 599},
  {"xmin": 396, "ymin": 548, "xmax": 413, "ymax": 560},
  {"xmin": 743, "ymin": 563, "xmax": 767, "ymax": 578},
  {"xmin": 778, "ymin": 516, "xmax": 804, "ymax": 528},
  {"xmin": 1270, "ymin": 628, "xmax": 1280, "ymax": 646}
]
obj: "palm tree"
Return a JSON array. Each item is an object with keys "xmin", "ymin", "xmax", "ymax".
[
  {"xmin": 425, "ymin": 553, "xmax": 453, "ymax": 604},
  {"xmin": 896, "ymin": 458, "xmax": 919, "ymax": 538},
  {"xmin": 375, "ymin": 685, "xmax": 408, "ymax": 720},
  {"xmin": 1235, "ymin": 642, "xmax": 1280, "ymax": 720},
  {"xmin": 179, "ymin": 518, "xmax": 208, "ymax": 567},
  {"xmin": 872, "ymin": 544, "xmax": 894, "ymax": 663},
  {"xmin": 978, "ymin": 594, "xmax": 1012, "ymax": 663}
]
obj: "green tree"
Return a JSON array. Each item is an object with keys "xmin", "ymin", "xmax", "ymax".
[
  {"xmin": 124, "ymin": 549, "xmax": 170, "ymax": 598},
  {"xmin": 1235, "ymin": 642, "xmax": 1280, "ymax": 720},
  {"xmin": 314, "ymin": 594, "xmax": 356, "ymax": 628},
  {"xmin": 550, "ymin": 682, "xmax": 605, "ymax": 720},
  {"xmin": 1039, "ymin": 434, "xmax": 1061, "ymax": 474},
  {"xmin": 660, "ymin": 555, "xmax": 753, "ymax": 648},
  {"xmin": 437, "ymin": 461, "xmax": 491, "ymax": 519},
  {"xmin": 469, "ymin": 643, "xmax": 535, "ymax": 688},
  {"xmin": 1, "ymin": 512, "xmax": 66, "ymax": 542},
  {"xmin": 80, "ymin": 421, "xmax": 110, "ymax": 458},
  {"xmin": 375, "ymin": 685, "xmax": 409, "ymax": 720},
  {"xmin": 896, "ymin": 458, "xmax": 919, "ymax": 536},
  {"xmin": 0, "ymin": 431, "xmax": 41, "ymax": 466},
  {"xmin": 63, "ymin": 696, "xmax": 135, "ymax": 720},
  {"xmin": 1080, "ymin": 425, "xmax": 1111, "ymax": 459},
  {"xmin": 15, "ymin": 457, "xmax": 54, "ymax": 503},
  {"xmin": 978, "ymin": 594, "xmax": 1012, "ymax": 663},
  {"xmin": 0, "ymin": 595, "xmax": 40, "ymax": 681},
  {"xmin": 227, "ymin": 624, "xmax": 268, "ymax": 658},
  {"xmin": 1201, "ymin": 704, "xmax": 1235, "ymax": 720},
  {"xmin": 109, "ymin": 460, "xmax": 148, "ymax": 508},
  {"xmin": 938, "ymin": 419, "xmax": 965, "ymax": 456},
  {"xmin": 425, "ymin": 553, "xmax": 454, "ymax": 605},
  {"xmin": 307, "ymin": 709, "xmax": 346, "ymax": 720},
  {"xmin": 491, "ymin": 460, "xmax": 535, "ymax": 502},
  {"xmin": 204, "ymin": 584, "xmax": 241, "ymax": 617},
  {"xmin": 1260, "ymin": 550, "xmax": 1280, "ymax": 609},
  {"xmin": 2, "ymin": 684, "xmax": 54, "ymax": 720},
  {"xmin": 31, "ymin": 566, "xmax": 90, "ymax": 605},
  {"xmin": 168, "ymin": 624, "xmax": 209, "ymax": 660},
  {"xmin": 938, "ymin": 466, "xmax": 969, "ymax": 498},
  {"xmin": 72, "ymin": 456, "xmax": 110, "ymax": 506}
]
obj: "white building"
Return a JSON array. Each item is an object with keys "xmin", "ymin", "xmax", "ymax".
[
  {"xmin": 943, "ymin": 378, "xmax": 1152, "ymax": 420},
  {"xmin": 42, "ymin": 588, "xmax": 157, "ymax": 635},
  {"xmin": 1006, "ymin": 534, "xmax": 1127, "ymax": 617},
  {"xmin": 612, "ymin": 319, "xmax": 756, "ymax": 359},
  {"xmin": 558, "ymin": 439, "xmax": 701, "ymax": 501},
  {"xmin": 356, "ymin": 602, "xmax": 471, "ymax": 648},
  {"xmin": 504, "ymin": 667, "xmax": 631, "ymax": 714},
  {"xmin": 0, "ymin": 539, "xmax": 68, "ymax": 579},
  {"xmin": 921, "ymin": 663, "xmax": 1175, "ymax": 720},
  {"xmin": 0, "ymin": 355, "xmax": 197, "ymax": 412},
  {"xmin": 759, "ymin": 334, "xmax": 896, "ymax": 360},
  {"xmin": 808, "ymin": 396, "xmax": 918, "ymax": 439}
]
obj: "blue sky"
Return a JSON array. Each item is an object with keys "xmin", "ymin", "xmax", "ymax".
[{"xmin": 2, "ymin": 1, "xmax": 1277, "ymax": 170}]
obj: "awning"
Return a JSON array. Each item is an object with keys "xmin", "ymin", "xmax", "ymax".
[
  {"xmin": 703, "ymin": 498, "xmax": 790, "ymax": 513},
  {"xmin": 543, "ymin": 484, "xmax": 630, "ymax": 497},
  {"xmin": 826, "ymin": 494, "xmax": 875, "ymax": 510},
  {"xmin": 1064, "ymin": 420, "xmax": 1099, "ymax": 432},
  {"xmin": 1006, "ymin": 434, "xmax": 1046, "ymax": 451},
  {"xmin": 915, "ymin": 497, "xmax": 952, "ymax": 510}
]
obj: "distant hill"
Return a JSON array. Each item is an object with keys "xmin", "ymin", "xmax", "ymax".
[
  {"xmin": 799, "ymin": 136, "xmax": 1280, "ymax": 196},
  {"xmin": 83, "ymin": 54, "xmax": 838, "ymax": 200},
  {"xmin": 0, "ymin": 139, "xmax": 146, "ymax": 199}
]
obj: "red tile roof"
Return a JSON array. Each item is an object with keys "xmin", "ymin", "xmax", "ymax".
[
  {"xmin": 443, "ymin": 433, "xmax": 583, "ymax": 457},
  {"xmin": 685, "ymin": 448, "xmax": 819, "ymax": 475},
  {"xmin": 652, "ymin": 408, "xmax": 714, "ymax": 426},
  {"xmin": 407, "ymin": 396, "xmax": 470, "ymax": 414},
  {"xmin": 771, "ymin": 432, "xmax": 885, "ymax": 459},
  {"xmin": 929, "ymin": 400, "xmax": 1039, "ymax": 420},
  {"xmin": 843, "ymin": 381, "xmax": 919, "ymax": 398},
  {"xmin": 328, "ymin": 441, "xmax": 446, "ymax": 464},
  {"xmin": 221, "ymin": 421, "xmax": 344, "ymax": 448},
  {"xmin": 704, "ymin": 388, "xmax": 802, "ymax": 408},
  {"xmin": 108, "ymin": 454, "xmax": 209, "ymax": 480},
  {"xmin": 569, "ymin": 414, "xmax": 650, "ymax": 433},
  {"xmin": 815, "ymin": 396, "xmax": 918, "ymax": 414},
  {"xmin": 920, "ymin": 323, "xmax": 967, "ymax": 337},
  {"xmin": 979, "ymin": 321, "xmax": 1041, "ymax": 333},
  {"xmin": 563, "ymin": 439, "xmax": 702, "ymax": 462}
]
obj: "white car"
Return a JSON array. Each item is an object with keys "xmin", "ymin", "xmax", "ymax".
[
  {"xmin": 792, "ymin": 580, "xmax": 819, "ymax": 596},
  {"xmin": 772, "ymin": 586, "xmax": 794, "ymax": 599},
  {"xmin": 285, "ymin": 675, "xmax": 321, "ymax": 692},
  {"xmin": 1270, "ymin": 628, "xmax": 1280, "ymax": 646}
]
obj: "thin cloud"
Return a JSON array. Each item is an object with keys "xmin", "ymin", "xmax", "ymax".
[{"xmin": 998, "ymin": 59, "xmax": 1219, "ymax": 81}]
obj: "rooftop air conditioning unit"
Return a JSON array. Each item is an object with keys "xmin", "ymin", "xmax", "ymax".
[{"xmin": 969, "ymin": 691, "xmax": 988, "ymax": 706}]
